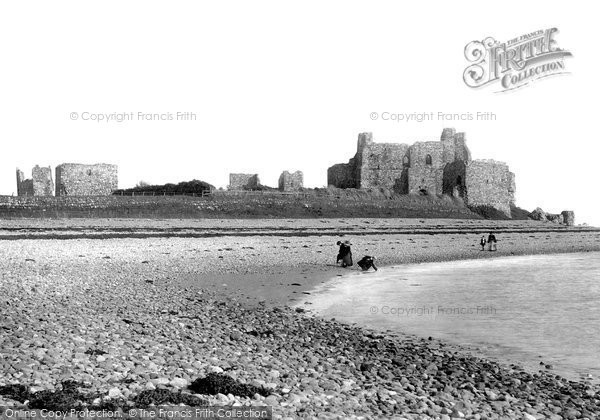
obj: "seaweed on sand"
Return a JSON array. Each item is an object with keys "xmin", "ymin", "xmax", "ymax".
[
  {"xmin": 0, "ymin": 381, "xmax": 205, "ymax": 410},
  {"xmin": 0, "ymin": 384, "xmax": 30, "ymax": 403},
  {"xmin": 189, "ymin": 373, "xmax": 271, "ymax": 398},
  {"xmin": 27, "ymin": 381, "xmax": 101, "ymax": 410},
  {"xmin": 0, "ymin": 381, "xmax": 92, "ymax": 410},
  {"xmin": 133, "ymin": 389, "xmax": 206, "ymax": 407},
  {"xmin": 0, "ymin": 381, "xmax": 124, "ymax": 411},
  {"xmin": 84, "ymin": 348, "xmax": 108, "ymax": 356}
]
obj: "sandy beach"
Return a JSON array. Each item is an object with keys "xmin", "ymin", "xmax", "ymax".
[{"xmin": 1, "ymin": 218, "xmax": 600, "ymax": 419}]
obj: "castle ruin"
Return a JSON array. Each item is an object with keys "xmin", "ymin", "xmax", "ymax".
[
  {"xmin": 16, "ymin": 165, "xmax": 54, "ymax": 196},
  {"xmin": 278, "ymin": 170, "xmax": 303, "ymax": 191},
  {"xmin": 327, "ymin": 128, "xmax": 516, "ymax": 217},
  {"xmin": 55, "ymin": 163, "xmax": 118, "ymax": 196},
  {"xmin": 228, "ymin": 173, "xmax": 260, "ymax": 191}
]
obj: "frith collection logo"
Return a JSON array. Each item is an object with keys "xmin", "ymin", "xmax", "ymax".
[{"xmin": 463, "ymin": 28, "xmax": 572, "ymax": 92}]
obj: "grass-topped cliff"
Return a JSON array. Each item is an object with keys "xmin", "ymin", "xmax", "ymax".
[{"xmin": 0, "ymin": 188, "xmax": 531, "ymax": 220}]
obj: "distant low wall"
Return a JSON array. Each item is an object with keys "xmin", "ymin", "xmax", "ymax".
[{"xmin": 0, "ymin": 193, "xmax": 480, "ymax": 219}]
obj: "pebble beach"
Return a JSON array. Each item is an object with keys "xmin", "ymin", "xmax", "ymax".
[{"xmin": 1, "ymin": 218, "xmax": 600, "ymax": 419}]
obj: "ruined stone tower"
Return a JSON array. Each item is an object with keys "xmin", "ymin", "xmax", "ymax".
[
  {"xmin": 16, "ymin": 165, "xmax": 54, "ymax": 196},
  {"xmin": 278, "ymin": 171, "xmax": 303, "ymax": 191}
]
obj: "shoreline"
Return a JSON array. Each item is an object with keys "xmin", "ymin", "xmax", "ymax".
[
  {"xmin": 1, "ymin": 220, "xmax": 599, "ymax": 418},
  {"xmin": 177, "ymin": 229, "xmax": 600, "ymax": 307},
  {"xmin": 295, "ymin": 251, "xmax": 600, "ymax": 386}
]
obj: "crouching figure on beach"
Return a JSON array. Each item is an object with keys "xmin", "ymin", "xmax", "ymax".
[
  {"xmin": 357, "ymin": 256, "xmax": 377, "ymax": 271},
  {"xmin": 336, "ymin": 240, "xmax": 353, "ymax": 267}
]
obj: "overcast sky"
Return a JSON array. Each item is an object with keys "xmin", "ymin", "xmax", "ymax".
[{"xmin": 0, "ymin": 1, "xmax": 597, "ymax": 225}]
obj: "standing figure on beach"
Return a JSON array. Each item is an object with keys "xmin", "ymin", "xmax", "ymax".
[
  {"xmin": 336, "ymin": 241, "xmax": 345, "ymax": 264},
  {"xmin": 487, "ymin": 232, "xmax": 497, "ymax": 251},
  {"xmin": 479, "ymin": 235, "xmax": 487, "ymax": 251},
  {"xmin": 357, "ymin": 256, "xmax": 377, "ymax": 271},
  {"xmin": 336, "ymin": 240, "xmax": 353, "ymax": 267}
]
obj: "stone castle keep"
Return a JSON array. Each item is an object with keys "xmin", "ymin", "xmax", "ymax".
[
  {"xmin": 328, "ymin": 128, "xmax": 516, "ymax": 216},
  {"xmin": 16, "ymin": 163, "xmax": 118, "ymax": 196}
]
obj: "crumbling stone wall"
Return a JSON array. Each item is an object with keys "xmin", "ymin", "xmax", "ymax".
[
  {"xmin": 546, "ymin": 213, "xmax": 564, "ymax": 224},
  {"xmin": 407, "ymin": 129, "xmax": 471, "ymax": 195},
  {"xmin": 441, "ymin": 129, "xmax": 471, "ymax": 162},
  {"xmin": 16, "ymin": 166, "xmax": 54, "ymax": 196},
  {"xmin": 327, "ymin": 132, "xmax": 411, "ymax": 193},
  {"xmin": 357, "ymin": 134, "xmax": 410, "ymax": 193},
  {"xmin": 326, "ymin": 133, "xmax": 370, "ymax": 189},
  {"xmin": 407, "ymin": 142, "xmax": 445, "ymax": 195},
  {"xmin": 55, "ymin": 163, "xmax": 118, "ymax": 196},
  {"xmin": 508, "ymin": 172, "xmax": 516, "ymax": 205},
  {"xmin": 278, "ymin": 171, "xmax": 303, "ymax": 191},
  {"xmin": 32, "ymin": 166, "xmax": 54, "ymax": 196},
  {"xmin": 16, "ymin": 169, "xmax": 34, "ymax": 196},
  {"xmin": 327, "ymin": 160, "xmax": 358, "ymax": 189},
  {"xmin": 442, "ymin": 161, "xmax": 467, "ymax": 198},
  {"xmin": 464, "ymin": 159, "xmax": 513, "ymax": 217},
  {"xmin": 228, "ymin": 173, "xmax": 260, "ymax": 191},
  {"xmin": 561, "ymin": 211, "xmax": 575, "ymax": 226},
  {"xmin": 530, "ymin": 208, "xmax": 575, "ymax": 226}
]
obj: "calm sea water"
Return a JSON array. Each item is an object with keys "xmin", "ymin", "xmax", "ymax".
[{"xmin": 304, "ymin": 252, "xmax": 600, "ymax": 383}]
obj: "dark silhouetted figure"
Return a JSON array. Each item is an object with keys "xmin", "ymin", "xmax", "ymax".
[
  {"xmin": 487, "ymin": 232, "xmax": 497, "ymax": 251},
  {"xmin": 357, "ymin": 256, "xmax": 377, "ymax": 271},
  {"xmin": 336, "ymin": 240, "xmax": 353, "ymax": 267},
  {"xmin": 479, "ymin": 235, "xmax": 487, "ymax": 251}
]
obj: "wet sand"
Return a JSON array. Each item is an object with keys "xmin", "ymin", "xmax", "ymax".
[{"xmin": 176, "ymin": 229, "xmax": 600, "ymax": 306}]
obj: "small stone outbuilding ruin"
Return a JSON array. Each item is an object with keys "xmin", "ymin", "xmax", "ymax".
[
  {"xmin": 228, "ymin": 173, "xmax": 260, "ymax": 191},
  {"xmin": 278, "ymin": 170, "xmax": 303, "ymax": 191},
  {"xmin": 55, "ymin": 163, "xmax": 118, "ymax": 196},
  {"xmin": 529, "ymin": 208, "xmax": 575, "ymax": 226},
  {"xmin": 16, "ymin": 165, "xmax": 54, "ymax": 196},
  {"xmin": 327, "ymin": 128, "xmax": 516, "ymax": 217}
]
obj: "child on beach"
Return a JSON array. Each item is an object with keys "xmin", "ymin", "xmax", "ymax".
[
  {"xmin": 357, "ymin": 256, "xmax": 377, "ymax": 271},
  {"xmin": 480, "ymin": 235, "xmax": 487, "ymax": 251}
]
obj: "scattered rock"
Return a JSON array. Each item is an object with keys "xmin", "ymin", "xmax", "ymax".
[
  {"xmin": 107, "ymin": 387, "xmax": 122, "ymax": 399},
  {"xmin": 169, "ymin": 378, "xmax": 188, "ymax": 388}
]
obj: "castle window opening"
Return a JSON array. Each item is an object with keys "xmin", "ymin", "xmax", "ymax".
[
  {"xmin": 457, "ymin": 175, "xmax": 462, "ymax": 185},
  {"xmin": 87, "ymin": 169, "xmax": 92, "ymax": 176},
  {"xmin": 425, "ymin": 154, "xmax": 432, "ymax": 165}
]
